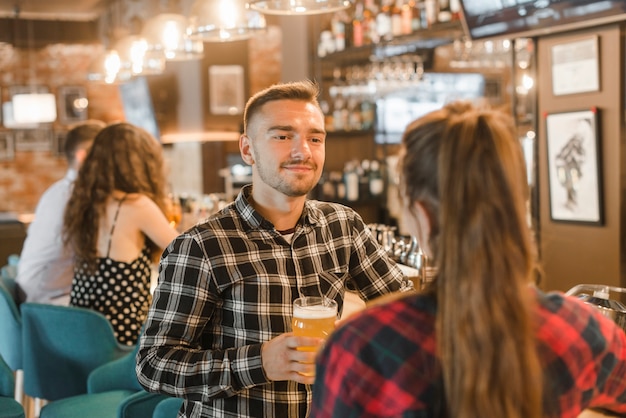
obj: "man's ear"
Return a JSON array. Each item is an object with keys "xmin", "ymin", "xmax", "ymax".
[
  {"xmin": 240, "ymin": 134, "xmax": 254, "ymax": 165},
  {"xmin": 74, "ymin": 148, "xmax": 88, "ymax": 166}
]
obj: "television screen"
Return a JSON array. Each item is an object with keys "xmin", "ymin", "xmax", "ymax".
[
  {"xmin": 459, "ymin": 0, "xmax": 626, "ymax": 40},
  {"xmin": 119, "ymin": 76, "xmax": 161, "ymax": 140},
  {"xmin": 374, "ymin": 72, "xmax": 485, "ymax": 144}
]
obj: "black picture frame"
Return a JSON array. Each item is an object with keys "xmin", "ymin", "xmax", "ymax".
[
  {"xmin": 57, "ymin": 85, "xmax": 88, "ymax": 125},
  {"xmin": 0, "ymin": 131, "xmax": 14, "ymax": 161},
  {"xmin": 545, "ymin": 107, "xmax": 603, "ymax": 225}
]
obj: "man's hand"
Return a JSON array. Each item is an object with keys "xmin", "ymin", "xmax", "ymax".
[{"xmin": 261, "ymin": 333, "xmax": 325, "ymax": 384}]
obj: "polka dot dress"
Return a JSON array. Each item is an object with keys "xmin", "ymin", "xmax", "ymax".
[{"xmin": 70, "ymin": 245, "xmax": 152, "ymax": 346}]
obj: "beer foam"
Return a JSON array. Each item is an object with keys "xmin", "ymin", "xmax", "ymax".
[{"xmin": 293, "ymin": 305, "xmax": 337, "ymax": 319}]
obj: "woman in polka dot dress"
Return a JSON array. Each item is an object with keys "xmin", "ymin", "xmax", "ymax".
[{"xmin": 63, "ymin": 123, "xmax": 180, "ymax": 345}]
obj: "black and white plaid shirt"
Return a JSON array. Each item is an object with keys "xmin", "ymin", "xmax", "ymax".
[{"xmin": 137, "ymin": 185, "xmax": 411, "ymax": 418}]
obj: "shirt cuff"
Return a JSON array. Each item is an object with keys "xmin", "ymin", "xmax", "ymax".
[{"xmin": 232, "ymin": 343, "xmax": 268, "ymax": 389}]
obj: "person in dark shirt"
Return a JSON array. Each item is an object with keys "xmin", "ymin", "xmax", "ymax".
[{"xmin": 136, "ymin": 80, "xmax": 412, "ymax": 417}]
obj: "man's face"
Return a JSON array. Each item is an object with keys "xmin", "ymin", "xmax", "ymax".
[{"xmin": 241, "ymin": 99, "xmax": 326, "ymax": 197}]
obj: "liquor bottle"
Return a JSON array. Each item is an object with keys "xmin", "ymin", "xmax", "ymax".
[
  {"xmin": 389, "ymin": 0, "xmax": 403, "ymax": 38},
  {"xmin": 424, "ymin": 0, "xmax": 438, "ymax": 27},
  {"xmin": 450, "ymin": 0, "xmax": 461, "ymax": 21},
  {"xmin": 438, "ymin": 0, "xmax": 451, "ymax": 22},
  {"xmin": 331, "ymin": 14, "xmax": 346, "ymax": 52},
  {"xmin": 400, "ymin": 0, "xmax": 413, "ymax": 35},
  {"xmin": 410, "ymin": 0, "xmax": 425, "ymax": 31},
  {"xmin": 369, "ymin": 160, "xmax": 385, "ymax": 197},
  {"xmin": 344, "ymin": 161, "xmax": 359, "ymax": 202},
  {"xmin": 363, "ymin": 0, "xmax": 379, "ymax": 44},
  {"xmin": 377, "ymin": 0, "xmax": 393, "ymax": 42},
  {"xmin": 352, "ymin": 0, "xmax": 365, "ymax": 47}
]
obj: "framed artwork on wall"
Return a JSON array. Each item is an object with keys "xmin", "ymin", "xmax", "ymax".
[
  {"xmin": 14, "ymin": 128, "xmax": 54, "ymax": 152},
  {"xmin": 53, "ymin": 130, "xmax": 68, "ymax": 157},
  {"xmin": 0, "ymin": 131, "xmax": 14, "ymax": 161},
  {"xmin": 57, "ymin": 86, "xmax": 88, "ymax": 124},
  {"xmin": 545, "ymin": 107, "xmax": 603, "ymax": 225},
  {"xmin": 208, "ymin": 65, "xmax": 245, "ymax": 115},
  {"xmin": 550, "ymin": 36, "xmax": 600, "ymax": 96}
]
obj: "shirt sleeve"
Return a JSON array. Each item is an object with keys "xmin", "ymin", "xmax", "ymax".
[
  {"xmin": 347, "ymin": 213, "xmax": 413, "ymax": 298},
  {"xmin": 583, "ymin": 305, "xmax": 626, "ymax": 414},
  {"xmin": 136, "ymin": 232, "xmax": 270, "ymax": 403}
]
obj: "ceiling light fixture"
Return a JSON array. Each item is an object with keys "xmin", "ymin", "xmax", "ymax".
[
  {"xmin": 142, "ymin": 13, "xmax": 204, "ymax": 60},
  {"xmin": 188, "ymin": 0, "xmax": 266, "ymax": 42},
  {"xmin": 114, "ymin": 35, "xmax": 165, "ymax": 78},
  {"xmin": 248, "ymin": 0, "xmax": 352, "ymax": 15}
]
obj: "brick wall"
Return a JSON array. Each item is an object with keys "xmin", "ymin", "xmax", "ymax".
[{"xmin": 0, "ymin": 42, "xmax": 124, "ymax": 214}]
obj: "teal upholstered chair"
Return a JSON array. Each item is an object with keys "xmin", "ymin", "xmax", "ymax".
[
  {"xmin": 36, "ymin": 334, "xmax": 176, "ymax": 418},
  {"xmin": 0, "ymin": 277, "xmax": 23, "ymax": 404},
  {"xmin": 0, "ymin": 354, "xmax": 25, "ymax": 418},
  {"xmin": 152, "ymin": 397, "xmax": 184, "ymax": 418},
  {"xmin": 37, "ymin": 344, "xmax": 154, "ymax": 418},
  {"xmin": 21, "ymin": 303, "xmax": 134, "ymax": 402}
]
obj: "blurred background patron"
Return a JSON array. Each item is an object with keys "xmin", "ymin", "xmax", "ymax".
[{"xmin": 63, "ymin": 122, "xmax": 179, "ymax": 346}]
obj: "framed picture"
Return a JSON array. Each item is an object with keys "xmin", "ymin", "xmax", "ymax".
[
  {"xmin": 53, "ymin": 130, "xmax": 68, "ymax": 157},
  {"xmin": 208, "ymin": 65, "xmax": 245, "ymax": 115},
  {"xmin": 551, "ymin": 36, "xmax": 600, "ymax": 96},
  {"xmin": 545, "ymin": 108, "xmax": 603, "ymax": 225},
  {"xmin": 0, "ymin": 131, "xmax": 14, "ymax": 161},
  {"xmin": 14, "ymin": 128, "xmax": 54, "ymax": 152},
  {"xmin": 57, "ymin": 85, "xmax": 88, "ymax": 124}
]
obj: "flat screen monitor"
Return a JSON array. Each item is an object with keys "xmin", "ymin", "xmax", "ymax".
[
  {"xmin": 459, "ymin": 0, "xmax": 626, "ymax": 40},
  {"xmin": 119, "ymin": 76, "xmax": 161, "ymax": 140}
]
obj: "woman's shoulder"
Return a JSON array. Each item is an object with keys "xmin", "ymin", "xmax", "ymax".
[{"xmin": 114, "ymin": 192, "xmax": 159, "ymax": 210}]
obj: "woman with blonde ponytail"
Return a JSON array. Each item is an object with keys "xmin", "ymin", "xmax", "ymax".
[{"xmin": 311, "ymin": 102, "xmax": 626, "ymax": 418}]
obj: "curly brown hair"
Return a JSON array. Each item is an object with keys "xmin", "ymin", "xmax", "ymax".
[{"xmin": 63, "ymin": 122, "xmax": 169, "ymax": 267}]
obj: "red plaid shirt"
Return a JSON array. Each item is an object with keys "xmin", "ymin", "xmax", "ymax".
[{"xmin": 311, "ymin": 288, "xmax": 626, "ymax": 418}]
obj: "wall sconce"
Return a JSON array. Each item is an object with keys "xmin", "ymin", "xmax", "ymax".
[
  {"xmin": 248, "ymin": 0, "xmax": 352, "ymax": 15},
  {"xmin": 188, "ymin": 0, "xmax": 266, "ymax": 42}
]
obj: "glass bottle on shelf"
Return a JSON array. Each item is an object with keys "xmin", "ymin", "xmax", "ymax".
[
  {"xmin": 438, "ymin": 0, "xmax": 452, "ymax": 22},
  {"xmin": 363, "ymin": 0, "xmax": 379, "ymax": 45},
  {"xmin": 400, "ymin": 0, "xmax": 413, "ymax": 35},
  {"xmin": 369, "ymin": 160, "xmax": 385, "ymax": 197},
  {"xmin": 377, "ymin": 0, "xmax": 393, "ymax": 42},
  {"xmin": 391, "ymin": 0, "xmax": 404, "ymax": 38},
  {"xmin": 352, "ymin": 0, "xmax": 365, "ymax": 47},
  {"xmin": 424, "ymin": 0, "xmax": 438, "ymax": 27}
]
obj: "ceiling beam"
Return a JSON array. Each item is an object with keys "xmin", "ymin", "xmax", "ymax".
[{"xmin": 0, "ymin": 18, "xmax": 100, "ymax": 48}]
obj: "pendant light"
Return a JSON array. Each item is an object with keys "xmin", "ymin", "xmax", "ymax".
[
  {"xmin": 114, "ymin": 35, "xmax": 166, "ymax": 79},
  {"xmin": 188, "ymin": 0, "xmax": 266, "ymax": 42},
  {"xmin": 86, "ymin": 49, "xmax": 126, "ymax": 84},
  {"xmin": 248, "ymin": 0, "xmax": 352, "ymax": 15},
  {"xmin": 141, "ymin": 13, "xmax": 204, "ymax": 60}
]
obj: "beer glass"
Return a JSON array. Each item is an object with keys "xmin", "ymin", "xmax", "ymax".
[{"xmin": 292, "ymin": 296, "xmax": 338, "ymax": 352}]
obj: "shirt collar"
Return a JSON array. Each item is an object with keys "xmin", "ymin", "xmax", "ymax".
[
  {"xmin": 234, "ymin": 184, "xmax": 321, "ymax": 231},
  {"xmin": 66, "ymin": 168, "xmax": 78, "ymax": 182}
]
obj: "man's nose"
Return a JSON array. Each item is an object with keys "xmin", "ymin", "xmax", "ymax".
[{"xmin": 291, "ymin": 137, "xmax": 311, "ymax": 159}]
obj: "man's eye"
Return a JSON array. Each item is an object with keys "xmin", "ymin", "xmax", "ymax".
[
  {"xmin": 274, "ymin": 135, "xmax": 289, "ymax": 140},
  {"xmin": 311, "ymin": 137, "xmax": 324, "ymax": 144}
]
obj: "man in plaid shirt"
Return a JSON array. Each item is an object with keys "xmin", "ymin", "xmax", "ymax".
[{"xmin": 136, "ymin": 80, "xmax": 411, "ymax": 417}]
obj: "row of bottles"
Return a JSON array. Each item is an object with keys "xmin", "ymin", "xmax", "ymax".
[
  {"xmin": 318, "ymin": 0, "xmax": 462, "ymax": 57},
  {"xmin": 322, "ymin": 90, "xmax": 375, "ymax": 132},
  {"xmin": 319, "ymin": 159, "xmax": 385, "ymax": 202}
]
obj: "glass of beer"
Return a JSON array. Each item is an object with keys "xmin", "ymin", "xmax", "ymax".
[{"xmin": 292, "ymin": 296, "xmax": 338, "ymax": 353}]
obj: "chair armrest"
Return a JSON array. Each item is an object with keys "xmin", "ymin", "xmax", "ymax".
[
  {"xmin": 87, "ymin": 346, "xmax": 141, "ymax": 393},
  {"xmin": 117, "ymin": 391, "xmax": 170, "ymax": 418}
]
